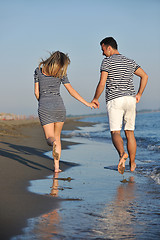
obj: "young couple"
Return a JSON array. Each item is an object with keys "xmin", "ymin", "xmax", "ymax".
[{"xmin": 34, "ymin": 37, "xmax": 148, "ymax": 174}]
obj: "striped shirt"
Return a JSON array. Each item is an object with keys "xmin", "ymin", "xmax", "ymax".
[{"xmin": 100, "ymin": 54, "xmax": 140, "ymax": 103}]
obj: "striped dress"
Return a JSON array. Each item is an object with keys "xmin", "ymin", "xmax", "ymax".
[
  {"xmin": 34, "ymin": 67, "xmax": 70, "ymax": 126},
  {"xmin": 100, "ymin": 54, "xmax": 140, "ymax": 103}
]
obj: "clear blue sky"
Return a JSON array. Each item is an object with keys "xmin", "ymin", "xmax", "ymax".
[{"xmin": 1, "ymin": 0, "xmax": 160, "ymax": 116}]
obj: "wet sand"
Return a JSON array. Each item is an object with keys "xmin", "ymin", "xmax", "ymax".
[
  {"xmin": 0, "ymin": 118, "xmax": 93, "ymax": 240},
  {"xmin": 26, "ymin": 136, "xmax": 160, "ymax": 240}
]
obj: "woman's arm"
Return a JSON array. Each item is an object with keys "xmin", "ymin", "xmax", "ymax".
[
  {"xmin": 64, "ymin": 83, "xmax": 96, "ymax": 109},
  {"xmin": 34, "ymin": 82, "xmax": 39, "ymax": 101}
]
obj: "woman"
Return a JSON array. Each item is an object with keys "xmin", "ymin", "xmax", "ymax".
[{"xmin": 34, "ymin": 51, "xmax": 96, "ymax": 172}]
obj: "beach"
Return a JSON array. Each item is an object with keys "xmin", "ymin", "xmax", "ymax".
[
  {"xmin": 0, "ymin": 117, "xmax": 93, "ymax": 240},
  {"xmin": 1, "ymin": 112, "xmax": 160, "ymax": 240}
]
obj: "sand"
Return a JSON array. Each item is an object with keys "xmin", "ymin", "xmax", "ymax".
[
  {"xmin": 0, "ymin": 117, "xmax": 93, "ymax": 240},
  {"xmin": 1, "ymin": 117, "xmax": 160, "ymax": 239}
]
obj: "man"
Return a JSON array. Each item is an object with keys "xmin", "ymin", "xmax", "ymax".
[{"xmin": 92, "ymin": 37, "xmax": 148, "ymax": 174}]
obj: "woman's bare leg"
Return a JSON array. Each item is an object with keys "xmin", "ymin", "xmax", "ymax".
[
  {"xmin": 54, "ymin": 122, "xmax": 64, "ymax": 172},
  {"xmin": 42, "ymin": 122, "xmax": 64, "ymax": 172},
  {"xmin": 43, "ymin": 122, "xmax": 55, "ymax": 145}
]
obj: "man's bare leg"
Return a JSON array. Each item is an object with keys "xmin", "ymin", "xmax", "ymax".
[
  {"xmin": 111, "ymin": 131, "xmax": 128, "ymax": 174},
  {"xmin": 125, "ymin": 130, "xmax": 136, "ymax": 172}
]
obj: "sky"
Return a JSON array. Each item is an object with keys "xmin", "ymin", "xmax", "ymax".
[{"xmin": 1, "ymin": 0, "xmax": 160, "ymax": 116}]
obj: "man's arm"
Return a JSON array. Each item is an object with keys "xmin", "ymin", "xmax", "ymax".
[
  {"xmin": 134, "ymin": 67, "xmax": 148, "ymax": 103},
  {"xmin": 92, "ymin": 71, "xmax": 108, "ymax": 108}
]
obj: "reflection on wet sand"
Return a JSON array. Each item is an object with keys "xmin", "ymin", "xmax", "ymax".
[
  {"xmin": 32, "ymin": 173, "xmax": 62, "ymax": 239},
  {"xmin": 94, "ymin": 177, "xmax": 136, "ymax": 239}
]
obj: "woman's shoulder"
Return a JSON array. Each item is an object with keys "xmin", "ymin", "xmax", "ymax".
[
  {"xmin": 34, "ymin": 67, "xmax": 41, "ymax": 74},
  {"xmin": 34, "ymin": 67, "xmax": 45, "ymax": 79}
]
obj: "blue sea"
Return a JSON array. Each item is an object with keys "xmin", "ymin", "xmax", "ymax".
[{"xmin": 12, "ymin": 111, "xmax": 160, "ymax": 240}]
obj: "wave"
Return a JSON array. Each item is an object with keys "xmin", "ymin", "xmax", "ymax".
[
  {"xmin": 63, "ymin": 129, "xmax": 160, "ymax": 154},
  {"xmin": 135, "ymin": 136, "xmax": 160, "ymax": 152},
  {"xmin": 62, "ymin": 130, "xmax": 110, "ymax": 142},
  {"xmin": 150, "ymin": 167, "xmax": 160, "ymax": 185},
  {"xmin": 62, "ymin": 123, "xmax": 111, "ymax": 142},
  {"xmin": 136, "ymin": 164, "xmax": 160, "ymax": 185}
]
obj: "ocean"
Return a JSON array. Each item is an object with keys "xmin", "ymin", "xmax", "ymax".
[{"xmin": 12, "ymin": 111, "xmax": 160, "ymax": 240}]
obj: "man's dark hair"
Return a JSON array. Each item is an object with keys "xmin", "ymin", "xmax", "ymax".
[{"xmin": 100, "ymin": 37, "xmax": 118, "ymax": 50}]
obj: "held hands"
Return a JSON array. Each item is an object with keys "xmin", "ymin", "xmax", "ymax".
[
  {"xmin": 87, "ymin": 102, "xmax": 98, "ymax": 109},
  {"xmin": 91, "ymin": 99, "xmax": 100, "ymax": 109},
  {"xmin": 86, "ymin": 98, "xmax": 100, "ymax": 109}
]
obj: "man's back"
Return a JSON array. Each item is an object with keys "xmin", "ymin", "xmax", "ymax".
[{"xmin": 100, "ymin": 54, "xmax": 140, "ymax": 102}]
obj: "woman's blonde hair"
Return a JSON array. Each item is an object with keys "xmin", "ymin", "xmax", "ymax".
[{"xmin": 39, "ymin": 51, "xmax": 70, "ymax": 78}]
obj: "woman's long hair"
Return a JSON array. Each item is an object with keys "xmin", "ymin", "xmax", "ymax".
[{"xmin": 39, "ymin": 51, "xmax": 70, "ymax": 78}]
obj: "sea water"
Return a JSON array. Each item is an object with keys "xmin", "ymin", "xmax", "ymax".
[
  {"xmin": 12, "ymin": 111, "xmax": 160, "ymax": 240},
  {"xmin": 74, "ymin": 111, "xmax": 160, "ymax": 185}
]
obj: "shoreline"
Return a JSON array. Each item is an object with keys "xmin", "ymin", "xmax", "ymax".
[
  {"xmin": 0, "ymin": 118, "xmax": 94, "ymax": 240},
  {"xmin": 1, "ymin": 113, "xmax": 160, "ymax": 239}
]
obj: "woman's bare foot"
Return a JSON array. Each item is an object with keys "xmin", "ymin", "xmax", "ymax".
[
  {"xmin": 54, "ymin": 169, "xmax": 62, "ymax": 173},
  {"xmin": 54, "ymin": 159, "xmax": 62, "ymax": 173},
  {"xmin": 118, "ymin": 152, "xmax": 128, "ymax": 174},
  {"xmin": 129, "ymin": 161, "xmax": 136, "ymax": 172}
]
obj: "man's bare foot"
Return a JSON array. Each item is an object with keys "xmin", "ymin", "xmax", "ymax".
[
  {"xmin": 53, "ymin": 142, "xmax": 59, "ymax": 160},
  {"xmin": 118, "ymin": 152, "xmax": 128, "ymax": 174},
  {"xmin": 129, "ymin": 161, "xmax": 136, "ymax": 172}
]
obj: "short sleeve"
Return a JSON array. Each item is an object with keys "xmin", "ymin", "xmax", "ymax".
[
  {"xmin": 34, "ymin": 68, "xmax": 39, "ymax": 83},
  {"xmin": 134, "ymin": 61, "xmax": 141, "ymax": 72},
  {"xmin": 61, "ymin": 75, "xmax": 70, "ymax": 85},
  {"xmin": 100, "ymin": 58, "xmax": 110, "ymax": 72}
]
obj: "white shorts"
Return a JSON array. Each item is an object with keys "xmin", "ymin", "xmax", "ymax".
[{"xmin": 107, "ymin": 96, "xmax": 136, "ymax": 131}]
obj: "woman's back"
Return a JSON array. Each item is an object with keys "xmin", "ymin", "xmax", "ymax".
[{"xmin": 34, "ymin": 67, "xmax": 69, "ymax": 97}]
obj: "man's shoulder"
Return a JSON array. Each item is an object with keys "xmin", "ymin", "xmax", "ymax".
[
  {"xmin": 102, "ymin": 56, "xmax": 110, "ymax": 61},
  {"xmin": 118, "ymin": 54, "xmax": 136, "ymax": 63},
  {"xmin": 101, "ymin": 56, "xmax": 111, "ymax": 64},
  {"xmin": 110, "ymin": 54, "xmax": 140, "ymax": 70},
  {"xmin": 101, "ymin": 54, "xmax": 136, "ymax": 65}
]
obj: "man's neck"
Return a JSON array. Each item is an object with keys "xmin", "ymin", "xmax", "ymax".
[{"xmin": 111, "ymin": 49, "xmax": 120, "ymax": 55}]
